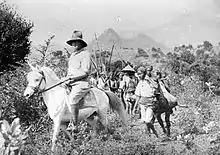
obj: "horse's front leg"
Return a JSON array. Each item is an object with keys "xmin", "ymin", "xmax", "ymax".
[
  {"xmin": 51, "ymin": 115, "xmax": 62, "ymax": 153},
  {"xmin": 86, "ymin": 114, "xmax": 99, "ymax": 138},
  {"xmin": 156, "ymin": 113, "xmax": 167, "ymax": 134},
  {"xmin": 165, "ymin": 112, "xmax": 171, "ymax": 137}
]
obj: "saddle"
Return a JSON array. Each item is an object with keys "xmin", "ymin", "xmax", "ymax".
[
  {"xmin": 63, "ymin": 88, "xmax": 102, "ymax": 116},
  {"xmin": 78, "ymin": 88, "xmax": 98, "ymax": 109}
]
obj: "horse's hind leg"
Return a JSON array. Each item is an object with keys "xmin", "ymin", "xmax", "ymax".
[
  {"xmin": 86, "ymin": 113, "xmax": 99, "ymax": 138},
  {"xmin": 156, "ymin": 113, "xmax": 167, "ymax": 134},
  {"xmin": 165, "ymin": 112, "xmax": 171, "ymax": 136},
  {"xmin": 98, "ymin": 109, "xmax": 112, "ymax": 134}
]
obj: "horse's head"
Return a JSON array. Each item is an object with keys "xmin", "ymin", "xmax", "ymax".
[{"xmin": 24, "ymin": 64, "xmax": 46, "ymax": 99}]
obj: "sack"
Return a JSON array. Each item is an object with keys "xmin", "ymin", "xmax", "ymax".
[{"xmin": 159, "ymin": 81, "xmax": 178, "ymax": 108}]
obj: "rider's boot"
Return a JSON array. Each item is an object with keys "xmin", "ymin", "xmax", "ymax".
[{"xmin": 67, "ymin": 104, "xmax": 79, "ymax": 132}]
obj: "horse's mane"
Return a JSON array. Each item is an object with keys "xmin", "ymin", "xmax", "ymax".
[{"xmin": 41, "ymin": 66, "xmax": 60, "ymax": 87}]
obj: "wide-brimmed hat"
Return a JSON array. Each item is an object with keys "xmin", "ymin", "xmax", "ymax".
[
  {"xmin": 66, "ymin": 30, "xmax": 87, "ymax": 47},
  {"xmin": 121, "ymin": 65, "xmax": 135, "ymax": 73}
]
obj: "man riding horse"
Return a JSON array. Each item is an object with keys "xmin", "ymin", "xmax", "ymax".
[{"xmin": 61, "ymin": 30, "xmax": 91, "ymax": 131}]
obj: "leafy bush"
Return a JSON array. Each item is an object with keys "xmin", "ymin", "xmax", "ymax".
[
  {"xmin": 175, "ymin": 78, "xmax": 212, "ymax": 134},
  {"xmin": 0, "ymin": 65, "xmax": 46, "ymax": 128},
  {"xmin": 136, "ymin": 48, "xmax": 149, "ymax": 57},
  {"xmin": 0, "ymin": 118, "xmax": 30, "ymax": 155},
  {"xmin": 0, "ymin": 2, "xmax": 33, "ymax": 74}
]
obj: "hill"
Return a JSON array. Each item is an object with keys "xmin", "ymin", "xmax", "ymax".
[
  {"xmin": 88, "ymin": 28, "xmax": 166, "ymax": 51},
  {"xmin": 28, "ymin": 28, "xmax": 167, "ymax": 67}
]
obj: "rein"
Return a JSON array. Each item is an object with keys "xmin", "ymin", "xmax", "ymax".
[
  {"xmin": 37, "ymin": 73, "xmax": 88, "ymax": 94},
  {"xmin": 38, "ymin": 78, "xmax": 72, "ymax": 94}
]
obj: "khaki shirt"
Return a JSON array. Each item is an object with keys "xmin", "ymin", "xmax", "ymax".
[
  {"xmin": 67, "ymin": 49, "xmax": 91, "ymax": 78},
  {"xmin": 135, "ymin": 80, "xmax": 156, "ymax": 98}
]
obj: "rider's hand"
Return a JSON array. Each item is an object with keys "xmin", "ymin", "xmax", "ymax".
[{"xmin": 60, "ymin": 77, "xmax": 71, "ymax": 87}]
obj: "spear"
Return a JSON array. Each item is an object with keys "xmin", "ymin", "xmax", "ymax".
[
  {"xmin": 94, "ymin": 33, "xmax": 106, "ymax": 75},
  {"xmin": 90, "ymin": 58, "xmax": 100, "ymax": 77},
  {"xmin": 108, "ymin": 43, "xmax": 115, "ymax": 72}
]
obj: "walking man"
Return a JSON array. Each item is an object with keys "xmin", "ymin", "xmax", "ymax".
[{"xmin": 135, "ymin": 66, "xmax": 159, "ymax": 137}]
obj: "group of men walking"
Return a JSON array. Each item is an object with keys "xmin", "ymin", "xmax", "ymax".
[{"xmin": 61, "ymin": 30, "xmax": 176, "ymax": 132}]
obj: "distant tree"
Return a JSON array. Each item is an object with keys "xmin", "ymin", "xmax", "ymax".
[
  {"xmin": 203, "ymin": 41, "xmax": 213, "ymax": 51},
  {"xmin": 34, "ymin": 35, "xmax": 55, "ymax": 65},
  {"xmin": 152, "ymin": 53, "xmax": 160, "ymax": 59},
  {"xmin": 151, "ymin": 47, "xmax": 157, "ymax": 52},
  {"xmin": 0, "ymin": 2, "xmax": 33, "ymax": 75},
  {"xmin": 180, "ymin": 50, "xmax": 195, "ymax": 64},
  {"xmin": 46, "ymin": 50, "xmax": 68, "ymax": 78},
  {"xmin": 136, "ymin": 48, "xmax": 149, "ymax": 57},
  {"xmin": 188, "ymin": 44, "xmax": 193, "ymax": 49}
]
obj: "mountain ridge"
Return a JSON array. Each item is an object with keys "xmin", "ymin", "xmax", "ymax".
[{"xmin": 88, "ymin": 28, "xmax": 167, "ymax": 51}]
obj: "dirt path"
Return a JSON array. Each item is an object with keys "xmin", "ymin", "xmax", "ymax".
[{"xmin": 126, "ymin": 110, "xmax": 219, "ymax": 154}]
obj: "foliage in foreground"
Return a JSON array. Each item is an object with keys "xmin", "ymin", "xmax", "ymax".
[{"xmin": 0, "ymin": 118, "xmax": 30, "ymax": 155}]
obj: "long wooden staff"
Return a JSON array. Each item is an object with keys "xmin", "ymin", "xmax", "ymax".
[
  {"xmin": 108, "ymin": 43, "xmax": 115, "ymax": 72},
  {"xmin": 94, "ymin": 33, "xmax": 107, "ymax": 75}
]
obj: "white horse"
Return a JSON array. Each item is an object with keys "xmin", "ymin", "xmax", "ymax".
[{"xmin": 23, "ymin": 64, "xmax": 127, "ymax": 152}]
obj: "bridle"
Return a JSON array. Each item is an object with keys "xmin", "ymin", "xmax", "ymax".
[
  {"xmin": 27, "ymin": 70, "xmax": 74, "ymax": 96},
  {"xmin": 27, "ymin": 71, "xmax": 46, "ymax": 95}
]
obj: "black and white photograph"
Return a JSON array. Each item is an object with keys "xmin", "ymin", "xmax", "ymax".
[{"xmin": 1, "ymin": 0, "xmax": 220, "ymax": 154}]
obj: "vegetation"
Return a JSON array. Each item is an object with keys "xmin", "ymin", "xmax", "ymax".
[
  {"xmin": 2, "ymin": 1, "xmax": 220, "ymax": 154},
  {"xmin": 0, "ymin": 39, "xmax": 217, "ymax": 154},
  {"xmin": 0, "ymin": 118, "xmax": 30, "ymax": 155},
  {"xmin": 0, "ymin": 2, "xmax": 33, "ymax": 75}
]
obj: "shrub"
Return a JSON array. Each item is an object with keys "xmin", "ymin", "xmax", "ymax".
[{"xmin": 0, "ymin": 2, "xmax": 33, "ymax": 74}]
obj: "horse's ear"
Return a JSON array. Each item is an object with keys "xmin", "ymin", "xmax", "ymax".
[{"xmin": 27, "ymin": 61, "xmax": 36, "ymax": 71}]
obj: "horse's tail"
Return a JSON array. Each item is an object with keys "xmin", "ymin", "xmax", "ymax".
[{"xmin": 105, "ymin": 91, "xmax": 128, "ymax": 125}]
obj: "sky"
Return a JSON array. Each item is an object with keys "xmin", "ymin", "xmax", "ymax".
[{"xmin": 3, "ymin": 0, "xmax": 220, "ymax": 47}]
